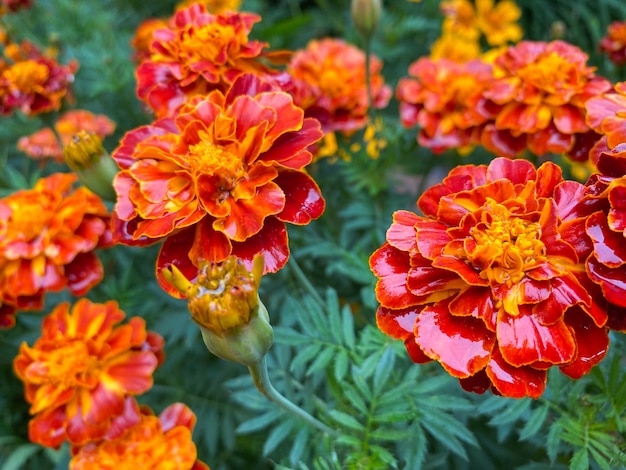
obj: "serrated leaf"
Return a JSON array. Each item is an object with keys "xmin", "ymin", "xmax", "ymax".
[
  {"xmin": 291, "ymin": 343, "xmax": 323, "ymax": 373},
  {"xmin": 236, "ymin": 409, "xmax": 283, "ymax": 434},
  {"xmin": 368, "ymin": 443, "xmax": 398, "ymax": 466},
  {"xmin": 547, "ymin": 419, "xmax": 564, "ymax": 463},
  {"xmin": 373, "ymin": 347, "xmax": 395, "ymax": 396},
  {"xmin": 587, "ymin": 445, "xmax": 614, "ymax": 470},
  {"xmin": 368, "ymin": 428, "xmax": 411, "ymax": 441},
  {"xmin": 274, "ymin": 327, "xmax": 309, "ymax": 345},
  {"xmin": 569, "ymin": 448, "xmax": 589, "ymax": 470},
  {"xmin": 306, "ymin": 346, "xmax": 336, "ymax": 376},
  {"xmin": 289, "ymin": 427, "xmax": 310, "ymax": 465},
  {"xmin": 325, "ymin": 289, "xmax": 342, "ymax": 344},
  {"xmin": 335, "ymin": 434, "xmax": 364, "ymax": 449},
  {"xmin": 328, "ymin": 410, "xmax": 366, "ymax": 432},
  {"xmin": 341, "ymin": 305, "xmax": 356, "ymax": 349},
  {"xmin": 343, "ymin": 383, "xmax": 369, "ymax": 415},
  {"xmin": 263, "ymin": 419, "xmax": 296, "ymax": 456},
  {"xmin": 334, "ymin": 348, "xmax": 350, "ymax": 381},
  {"xmin": 1, "ymin": 444, "xmax": 40, "ymax": 470},
  {"xmin": 519, "ymin": 403, "xmax": 550, "ymax": 441},
  {"xmin": 488, "ymin": 397, "xmax": 531, "ymax": 426}
]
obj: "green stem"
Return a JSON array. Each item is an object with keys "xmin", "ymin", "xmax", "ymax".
[
  {"xmin": 288, "ymin": 256, "xmax": 325, "ymax": 307},
  {"xmin": 248, "ymin": 357, "xmax": 336, "ymax": 435}
]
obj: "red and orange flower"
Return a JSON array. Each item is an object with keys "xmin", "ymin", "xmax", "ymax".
[
  {"xmin": 13, "ymin": 299, "xmax": 164, "ymax": 448},
  {"xmin": 599, "ymin": 20, "xmax": 626, "ymax": 66},
  {"xmin": 396, "ymin": 57, "xmax": 493, "ymax": 153},
  {"xmin": 287, "ymin": 38, "xmax": 391, "ymax": 133},
  {"xmin": 370, "ymin": 158, "xmax": 609, "ymax": 398},
  {"xmin": 0, "ymin": 173, "xmax": 112, "ymax": 324},
  {"xmin": 479, "ymin": 40, "xmax": 611, "ymax": 158},
  {"xmin": 18, "ymin": 109, "xmax": 116, "ymax": 163},
  {"xmin": 70, "ymin": 402, "xmax": 208, "ymax": 470},
  {"xmin": 136, "ymin": 4, "xmax": 274, "ymax": 118},
  {"xmin": 0, "ymin": 41, "xmax": 77, "ymax": 116},
  {"xmin": 112, "ymin": 73, "xmax": 325, "ymax": 297}
]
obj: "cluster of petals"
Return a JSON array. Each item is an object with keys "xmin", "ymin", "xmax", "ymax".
[
  {"xmin": 479, "ymin": 40, "xmax": 611, "ymax": 159},
  {"xmin": 176, "ymin": 0, "xmax": 241, "ymax": 13},
  {"xmin": 398, "ymin": 40, "xmax": 612, "ymax": 159},
  {"xmin": 599, "ymin": 20, "xmax": 626, "ymax": 66},
  {"xmin": 0, "ymin": 173, "xmax": 112, "ymax": 326},
  {"xmin": 581, "ymin": 84, "xmax": 626, "ymax": 326},
  {"xmin": 17, "ymin": 109, "xmax": 116, "ymax": 163},
  {"xmin": 135, "ymin": 4, "xmax": 274, "ymax": 118},
  {"xmin": 130, "ymin": 17, "xmax": 169, "ymax": 63},
  {"xmin": 0, "ymin": 40, "xmax": 77, "ymax": 116},
  {"xmin": 70, "ymin": 402, "xmax": 208, "ymax": 470},
  {"xmin": 370, "ymin": 157, "xmax": 611, "ymax": 398},
  {"xmin": 13, "ymin": 299, "xmax": 164, "ymax": 448},
  {"xmin": 396, "ymin": 57, "xmax": 493, "ymax": 153},
  {"xmin": 112, "ymin": 73, "xmax": 325, "ymax": 297},
  {"xmin": 440, "ymin": 0, "xmax": 523, "ymax": 46},
  {"xmin": 286, "ymin": 38, "xmax": 391, "ymax": 134}
]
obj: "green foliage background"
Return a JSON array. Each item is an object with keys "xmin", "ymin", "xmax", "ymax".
[{"xmin": 1, "ymin": 0, "xmax": 626, "ymax": 469}]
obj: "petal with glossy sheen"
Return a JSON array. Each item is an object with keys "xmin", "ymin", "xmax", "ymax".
[
  {"xmin": 387, "ymin": 210, "xmax": 420, "ymax": 252},
  {"xmin": 496, "ymin": 306, "xmax": 576, "ymax": 367},
  {"xmin": 586, "ymin": 254, "xmax": 626, "ymax": 307},
  {"xmin": 159, "ymin": 402, "xmax": 197, "ymax": 432},
  {"xmin": 486, "ymin": 348, "xmax": 546, "ymax": 399},
  {"xmin": 587, "ymin": 211, "xmax": 626, "ymax": 267},
  {"xmin": 231, "ymin": 216, "xmax": 289, "ymax": 274},
  {"xmin": 415, "ymin": 301, "xmax": 495, "ymax": 378},
  {"xmin": 274, "ymin": 171, "xmax": 325, "ymax": 224},
  {"xmin": 559, "ymin": 307, "xmax": 609, "ymax": 379},
  {"xmin": 370, "ymin": 244, "xmax": 422, "ymax": 309},
  {"xmin": 28, "ymin": 405, "xmax": 68, "ymax": 448},
  {"xmin": 65, "ymin": 252, "xmax": 104, "ymax": 296},
  {"xmin": 449, "ymin": 286, "xmax": 498, "ymax": 330}
]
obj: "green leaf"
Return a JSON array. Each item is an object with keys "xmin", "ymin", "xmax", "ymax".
[
  {"xmin": 373, "ymin": 347, "xmax": 395, "ymax": 396},
  {"xmin": 333, "ymin": 348, "xmax": 350, "ymax": 382},
  {"xmin": 1, "ymin": 444, "xmax": 40, "ymax": 470},
  {"xmin": 236, "ymin": 409, "xmax": 283, "ymax": 434},
  {"xmin": 488, "ymin": 397, "xmax": 531, "ymax": 426},
  {"xmin": 326, "ymin": 288, "xmax": 342, "ymax": 345},
  {"xmin": 306, "ymin": 346, "xmax": 336, "ymax": 376},
  {"xmin": 569, "ymin": 448, "xmax": 589, "ymax": 470},
  {"xmin": 289, "ymin": 427, "xmax": 310, "ymax": 465},
  {"xmin": 263, "ymin": 419, "xmax": 296, "ymax": 456},
  {"xmin": 519, "ymin": 403, "xmax": 550, "ymax": 441},
  {"xmin": 328, "ymin": 410, "xmax": 366, "ymax": 432},
  {"xmin": 341, "ymin": 305, "xmax": 356, "ymax": 350},
  {"xmin": 547, "ymin": 419, "xmax": 564, "ymax": 463},
  {"xmin": 290, "ymin": 343, "xmax": 323, "ymax": 373},
  {"xmin": 368, "ymin": 428, "xmax": 411, "ymax": 441}
]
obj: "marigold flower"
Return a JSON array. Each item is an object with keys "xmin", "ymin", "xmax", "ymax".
[
  {"xmin": 112, "ymin": 73, "xmax": 325, "ymax": 295},
  {"xmin": 0, "ymin": 41, "xmax": 78, "ymax": 116},
  {"xmin": 370, "ymin": 158, "xmax": 610, "ymax": 398},
  {"xmin": 430, "ymin": 32, "xmax": 482, "ymax": 62},
  {"xmin": 18, "ymin": 109, "xmax": 116, "ymax": 163},
  {"xmin": 0, "ymin": 173, "xmax": 112, "ymax": 318},
  {"xmin": 130, "ymin": 18, "xmax": 169, "ymax": 63},
  {"xmin": 287, "ymin": 38, "xmax": 391, "ymax": 133},
  {"xmin": 440, "ymin": 0, "xmax": 480, "ymax": 41},
  {"xmin": 475, "ymin": 0, "xmax": 523, "ymax": 46},
  {"xmin": 479, "ymin": 40, "xmax": 611, "ymax": 158},
  {"xmin": 176, "ymin": 0, "xmax": 241, "ymax": 13},
  {"xmin": 70, "ymin": 402, "xmax": 209, "ymax": 470},
  {"xmin": 599, "ymin": 20, "xmax": 626, "ymax": 66},
  {"xmin": 396, "ymin": 57, "xmax": 493, "ymax": 153},
  {"xmin": 13, "ymin": 299, "xmax": 164, "ymax": 447},
  {"xmin": 163, "ymin": 254, "xmax": 273, "ymax": 366},
  {"xmin": 0, "ymin": 301, "xmax": 17, "ymax": 328},
  {"xmin": 136, "ymin": 4, "xmax": 273, "ymax": 118}
]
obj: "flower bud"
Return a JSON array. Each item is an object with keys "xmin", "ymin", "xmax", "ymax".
[
  {"xmin": 162, "ymin": 255, "xmax": 273, "ymax": 366},
  {"xmin": 351, "ymin": 0, "xmax": 382, "ymax": 39},
  {"xmin": 63, "ymin": 130, "xmax": 118, "ymax": 202}
]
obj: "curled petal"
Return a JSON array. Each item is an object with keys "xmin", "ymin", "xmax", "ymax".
[{"xmin": 486, "ymin": 348, "xmax": 547, "ymax": 399}]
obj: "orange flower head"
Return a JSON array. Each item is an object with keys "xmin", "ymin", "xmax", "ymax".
[
  {"xmin": 479, "ymin": 40, "xmax": 612, "ymax": 158},
  {"xmin": 136, "ymin": 4, "xmax": 273, "ymax": 117},
  {"xmin": 475, "ymin": 0, "xmax": 523, "ymax": 46},
  {"xmin": 176, "ymin": 0, "xmax": 241, "ymax": 13},
  {"xmin": 287, "ymin": 38, "xmax": 391, "ymax": 133},
  {"xmin": 600, "ymin": 20, "xmax": 626, "ymax": 66},
  {"xmin": 13, "ymin": 299, "xmax": 164, "ymax": 447},
  {"xmin": 0, "ymin": 173, "xmax": 112, "ymax": 319},
  {"xmin": 130, "ymin": 17, "xmax": 170, "ymax": 62},
  {"xmin": 112, "ymin": 73, "xmax": 325, "ymax": 295},
  {"xmin": 370, "ymin": 158, "xmax": 611, "ymax": 398},
  {"xmin": 0, "ymin": 42, "xmax": 78, "ymax": 116},
  {"xmin": 440, "ymin": 0, "xmax": 479, "ymax": 40},
  {"xmin": 18, "ymin": 109, "xmax": 116, "ymax": 163},
  {"xmin": 430, "ymin": 32, "xmax": 482, "ymax": 62},
  {"xmin": 396, "ymin": 57, "xmax": 494, "ymax": 153},
  {"xmin": 70, "ymin": 403, "xmax": 209, "ymax": 470}
]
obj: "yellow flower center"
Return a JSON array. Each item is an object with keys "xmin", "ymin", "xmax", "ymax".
[
  {"xmin": 43, "ymin": 340, "xmax": 98, "ymax": 388},
  {"xmin": 6, "ymin": 196, "xmax": 53, "ymax": 242},
  {"xmin": 468, "ymin": 201, "xmax": 546, "ymax": 287},
  {"xmin": 318, "ymin": 67, "xmax": 350, "ymax": 98},
  {"xmin": 179, "ymin": 24, "xmax": 238, "ymax": 65},
  {"xmin": 186, "ymin": 256, "xmax": 260, "ymax": 336},
  {"xmin": 188, "ymin": 138, "xmax": 246, "ymax": 196},
  {"xmin": 3, "ymin": 60, "xmax": 48, "ymax": 92},
  {"xmin": 517, "ymin": 52, "xmax": 576, "ymax": 93}
]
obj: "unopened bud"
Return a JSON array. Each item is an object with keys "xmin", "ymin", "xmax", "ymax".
[
  {"xmin": 63, "ymin": 131, "xmax": 118, "ymax": 202},
  {"xmin": 351, "ymin": 0, "xmax": 382, "ymax": 39},
  {"xmin": 162, "ymin": 255, "xmax": 273, "ymax": 366}
]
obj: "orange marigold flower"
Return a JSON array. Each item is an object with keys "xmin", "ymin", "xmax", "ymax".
[
  {"xmin": 0, "ymin": 41, "xmax": 77, "ymax": 116},
  {"xmin": 0, "ymin": 301, "xmax": 17, "ymax": 328},
  {"xmin": 599, "ymin": 20, "xmax": 626, "ymax": 66},
  {"xmin": 475, "ymin": 0, "xmax": 523, "ymax": 46},
  {"xmin": 370, "ymin": 158, "xmax": 610, "ymax": 398},
  {"xmin": 136, "ymin": 4, "xmax": 273, "ymax": 118},
  {"xmin": 430, "ymin": 32, "xmax": 482, "ymax": 62},
  {"xmin": 70, "ymin": 402, "xmax": 208, "ymax": 470},
  {"xmin": 0, "ymin": 173, "xmax": 112, "ymax": 318},
  {"xmin": 287, "ymin": 38, "xmax": 391, "ymax": 133},
  {"xmin": 440, "ymin": 0, "xmax": 480, "ymax": 41},
  {"xmin": 479, "ymin": 40, "xmax": 611, "ymax": 159},
  {"xmin": 396, "ymin": 57, "xmax": 493, "ymax": 153},
  {"xmin": 18, "ymin": 109, "xmax": 116, "ymax": 163},
  {"xmin": 112, "ymin": 74, "xmax": 325, "ymax": 296},
  {"xmin": 13, "ymin": 299, "xmax": 164, "ymax": 448}
]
